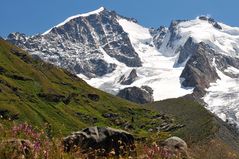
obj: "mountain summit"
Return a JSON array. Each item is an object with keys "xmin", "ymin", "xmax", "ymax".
[{"xmin": 7, "ymin": 8, "xmax": 239, "ymax": 129}]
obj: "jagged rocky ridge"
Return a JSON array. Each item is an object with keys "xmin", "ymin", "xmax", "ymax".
[
  {"xmin": 7, "ymin": 7, "xmax": 141, "ymax": 78},
  {"xmin": 7, "ymin": 8, "xmax": 239, "ymax": 128}
]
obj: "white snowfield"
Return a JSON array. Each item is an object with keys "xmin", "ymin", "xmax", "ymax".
[
  {"xmin": 79, "ymin": 18, "xmax": 194, "ymax": 101},
  {"xmin": 160, "ymin": 17, "xmax": 239, "ymax": 57},
  {"xmin": 41, "ymin": 8, "xmax": 239, "ymax": 128},
  {"xmin": 204, "ymin": 65, "xmax": 239, "ymax": 128}
]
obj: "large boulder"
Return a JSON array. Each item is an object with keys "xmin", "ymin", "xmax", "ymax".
[
  {"xmin": 117, "ymin": 86, "xmax": 154, "ymax": 104},
  {"xmin": 62, "ymin": 127, "xmax": 136, "ymax": 157},
  {"xmin": 161, "ymin": 136, "xmax": 188, "ymax": 159}
]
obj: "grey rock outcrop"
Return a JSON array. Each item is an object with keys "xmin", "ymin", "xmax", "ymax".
[
  {"xmin": 150, "ymin": 26, "xmax": 168, "ymax": 50},
  {"xmin": 62, "ymin": 127, "xmax": 136, "ymax": 157},
  {"xmin": 166, "ymin": 20, "xmax": 187, "ymax": 49},
  {"xmin": 117, "ymin": 86, "xmax": 154, "ymax": 104},
  {"xmin": 119, "ymin": 69, "xmax": 138, "ymax": 85},
  {"xmin": 175, "ymin": 37, "xmax": 198, "ymax": 66},
  {"xmin": 180, "ymin": 42, "xmax": 219, "ymax": 89},
  {"xmin": 214, "ymin": 54, "xmax": 239, "ymax": 78}
]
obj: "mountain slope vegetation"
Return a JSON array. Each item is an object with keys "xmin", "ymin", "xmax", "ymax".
[
  {"xmin": 0, "ymin": 39, "xmax": 166, "ymax": 136},
  {"xmin": 148, "ymin": 97, "xmax": 239, "ymax": 157},
  {"xmin": 1, "ymin": 40, "xmax": 239, "ymax": 158}
]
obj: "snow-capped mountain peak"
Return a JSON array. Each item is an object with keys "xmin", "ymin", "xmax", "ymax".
[
  {"xmin": 42, "ymin": 7, "xmax": 105, "ymax": 35},
  {"xmin": 160, "ymin": 16, "xmax": 239, "ymax": 59},
  {"xmin": 7, "ymin": 8, "xmax": 239, "ymax": 129}
]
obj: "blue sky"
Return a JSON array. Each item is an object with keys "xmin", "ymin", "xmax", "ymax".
[{"xmin": 0, "ymin": 0, "xmax": 238, "ymax": 37}]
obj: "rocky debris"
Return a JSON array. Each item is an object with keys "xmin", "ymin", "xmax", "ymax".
[
  {"xmin": 0, "ymin": 109, "xmax": 19, "ymax": 120},
  {"xmin": 0, "ymin": 79, "xmax": 19, "ymax": 94},
  {"xmin": 146, "ymin": 112, "xmax": 184, "ymax": 132},
  {"xmin": 0, "ymin": 139, "xmax": 33, "ymax": 159},
  {"xmin": 10, "ymin": 49, "xmax": 32, "ymax": 64},
  {"xmin": 7, "ymin": 74, "xmax": 32, "ymax": 81},
  {"xmin": 62, "ymin": 127, "xmax": 136, "ymax": 157},
  {"xmin": 101, "ymin": 114, "xmax": 134, "ymax": 130},
  {"xmin": 87, "ymin": 93, "xmax": 100, "ymax": 101},
  {"xmin": 0, "ymin": 66, "xmax": 6, "ymax": 74},
  {"xmin": 117, "ymin": 86, "xmax": 154, "ymax": 104},
  {"xmin": 37, "ymin": 92, "xmax": 80, "ymax": 103},
  {"xmin": 102, "ymin": 113, "xmax": 119, "ymax": 119},
  {"xmin": 151, "ymin": 114, "xmax": 169, "ymax": 120},
  {"xmin": 180, "ymin": 42, "xmax": 219, "ymax": 89},
  {"xmin": 150, "ymin": 26, "xmax": 168, "ymax": 49},
  {"xmin": 161, "ymin": 136, "xmax": 188, "ymax": 158},
  {"xmin": 7, "ymin": 8, "xmax": 142, "ymax": 78},
  {"xmin": 156, "ymin": 123, "xmax": 185, "ymax": 132},
  {"xmin": 37, "ymin": 93, "xmax": 66, "ymax": 103},
  {"xmin": 62, "ymin": 93, "xmax": 78, "ymax": 105},
  {"xmin": 119, "ymin": 69, "xmax": 138, "ymax": 85},
  {"xmin": 75, "ymin": 112, "xmax": 98, "ymax": 123},
  {"xmin": 199, "ymin": 16, "xmax": 222, "ymax": 30}
]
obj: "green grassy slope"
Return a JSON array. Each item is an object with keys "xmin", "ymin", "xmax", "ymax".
[
  {"xmin": 148, "ymin": 98, "xmax": 216, "ymax": 142},
  {"xmin": 1, "ymin": 39, "xmax": 239, "ymax": 158},
  {"xmin": 0, "ymin": 40, "xmax": 165, "ymax": 136},
  {"xmin": 148, "ymin": 97, "xmax": 239, "ymax": 154}
]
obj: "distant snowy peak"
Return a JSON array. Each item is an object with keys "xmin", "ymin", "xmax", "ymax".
[
  {"xmin": 160, "ymin": 16, "xmax": 239, "ymax": 59},
  {"xmin": 42, "ymin": 7, "xmax": 105, "ymax": 35}
]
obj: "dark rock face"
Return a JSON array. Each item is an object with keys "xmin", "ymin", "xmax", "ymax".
[
  {"xmin": 119, "ymin": 69, "xmax": 138, "ymax": 85},
  {"xmin": 199, "ymin": 16, "xmax": 222, "ymax": 30},
  {"xmin": 75, "ymin": 112, "xmax": 98, "ymax": 123},
  {"xmin": 87, "ymin": 93, "xmax": 100, "ymax": 101},
  {"xmin": 175, "ymin": 37, "xmax": 198, "ymax": 66},
  {"xmin": 0, "ymin": 109, "xmax": 19, "ymax": 120},
  {"xmin": 150, "ymin": 26, "xmax": 168, "ymax": 50},
  {"xmin": 37, "ymin": 93, "xmax": 66, "ymax": 102},
  {"xmin": 117, "ymin": 86, "xmax": 154, "ymax": 104},
  {"xmin": 166, "ymin": 20, "xmax": 186, "ymax": 49},
  {"xmin": 62, "ymin": 127, "xmax": 136, "ymax": 157},
  {"xmin": 214, "ymin": 54, "xmax": 239, "ymax": 78},
  {"xmin": 180, "ymin": 42, "xmax": 219, "ymax": 89},
  {"xmin": 7, "ymin": 8, "xmax": 141, "ymax": 78},
  {"xmin": 102, "ymin": 113, "xmax": 118, "ymax": 119}
]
